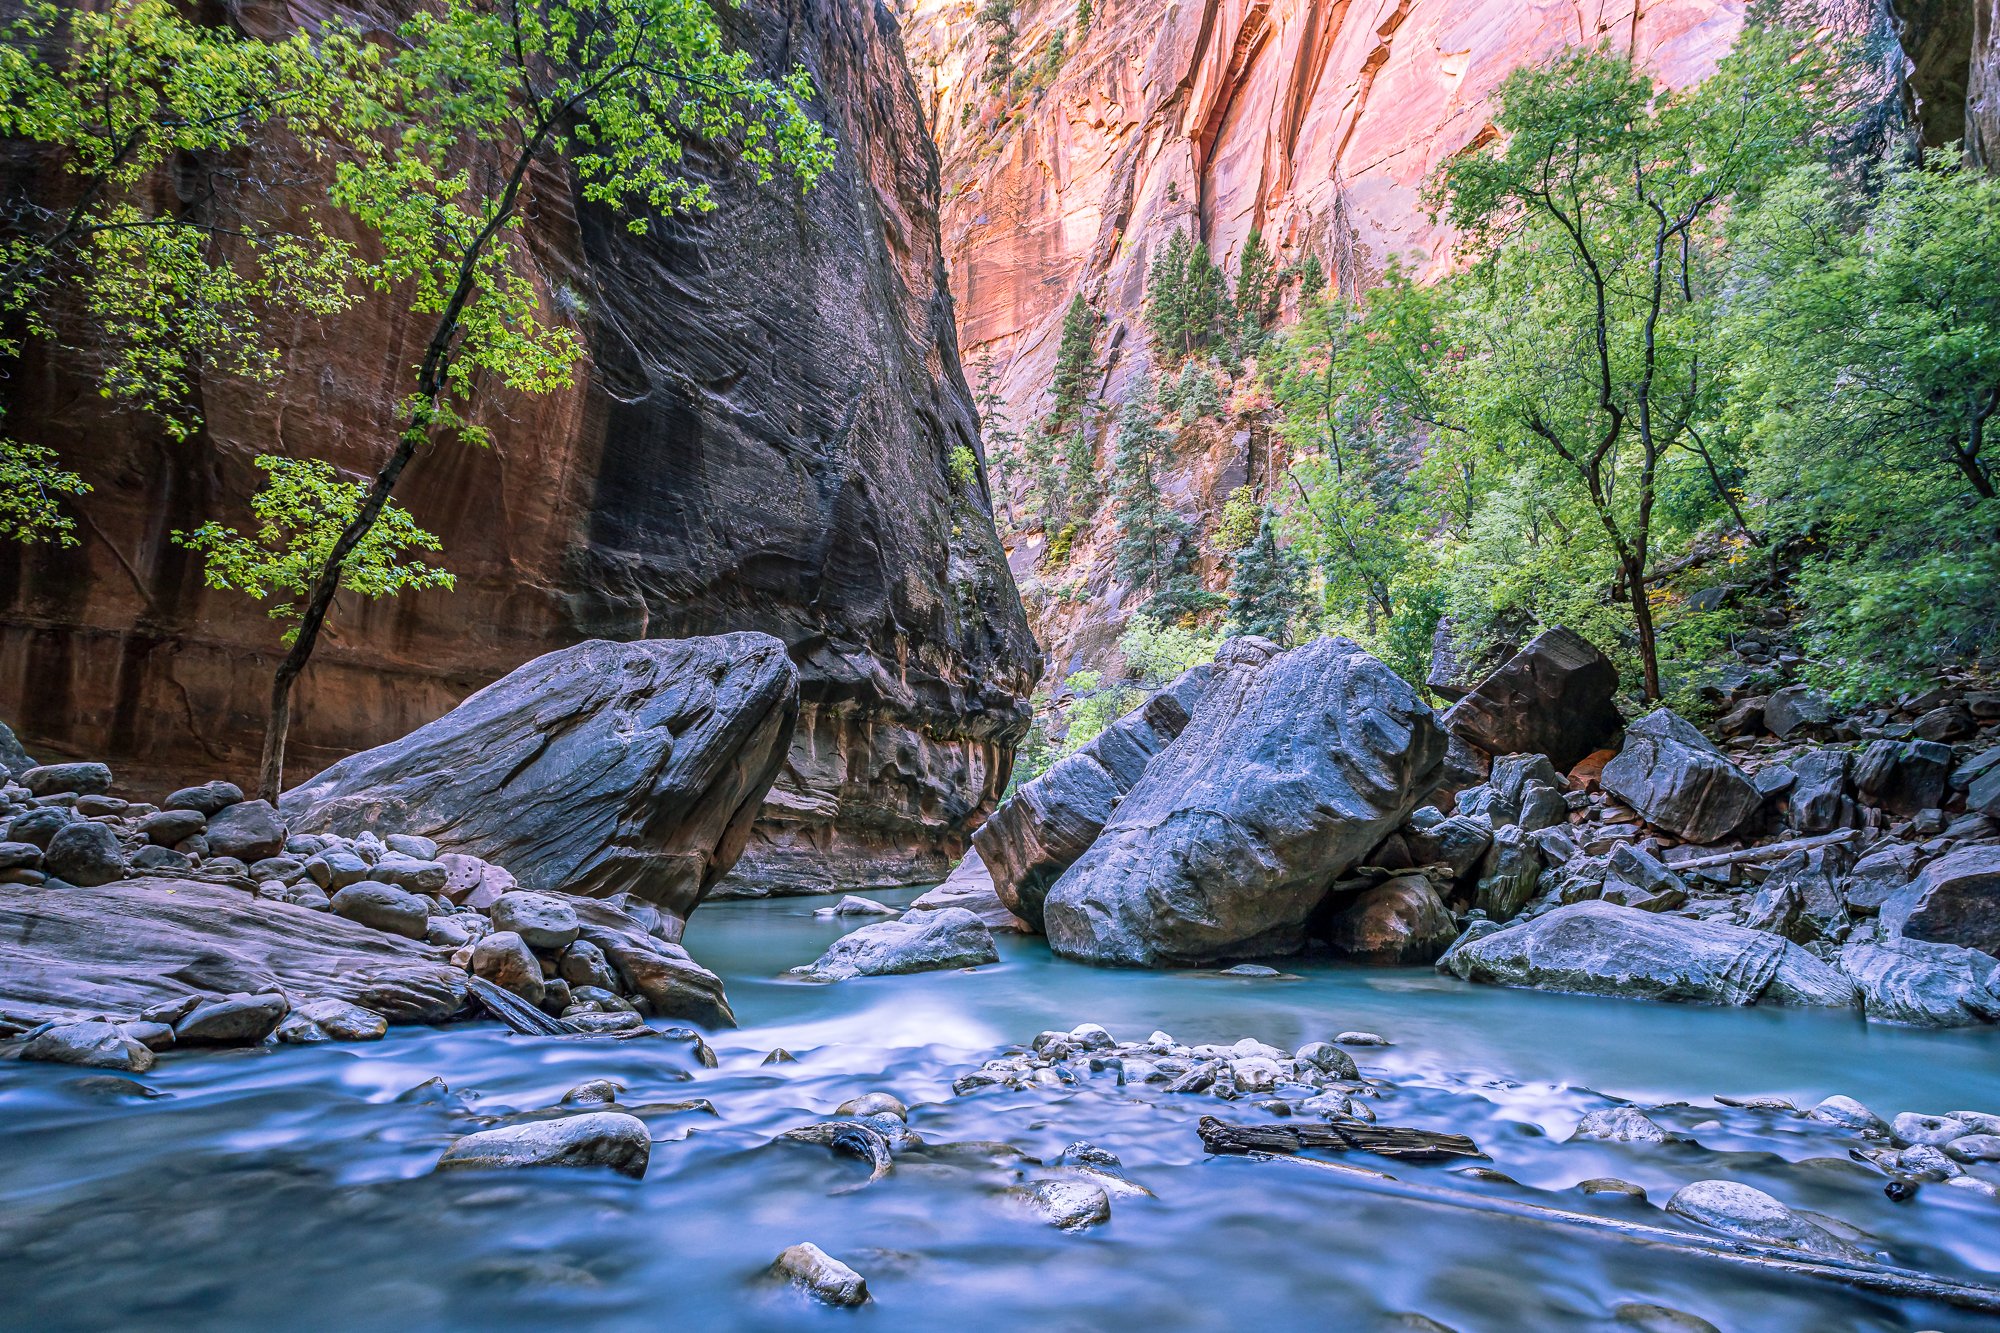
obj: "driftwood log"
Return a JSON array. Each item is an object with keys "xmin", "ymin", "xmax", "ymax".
[
  {"xmin": 466, "ymin": 976, "xmax": 573, "ymax": 1036},
  {"xmin": 1665, "ymin": 829, "xmax": 1857, "ymax": 872},
  {"xmin": 1234, "ymin": 1148, "xmax": 2000, "ymax": 1315},
  {"xmin": 1198, "ymin": 1115, "xmax": 1485, "ymax": 1162}
]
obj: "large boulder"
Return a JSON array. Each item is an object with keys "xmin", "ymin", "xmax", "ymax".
[
  {"xmin": 1840, "ymin": 934, "xmax": 2000, "ymax": 1027},
  {"xmin": 792, "ymin": 906, "xmax": 998, "ymax": 981},
  {"xmin": 973, "ymin": 663, "xmax": 1215, "ymax": 930},
  {"xmin": 204, "ymin": 799, "xmax": 286, "ymax": 862},
  {"xmin": 283, "ymin": 635, "xmax": 798, "ymax": 938},
  {"xmin": 1438, "ymin": 627, "xmax": 1622, "ymax": 772},
  {"xmin": 572, "ymin": 897, "xmax": 735, "ymax": 1027},
  {"xmin": 905, "ymin": 848, "xmax": 1029, "ymax": 931},
  {"xmin": 1321, "ymin": 875, "xmax": 1458, "ymax": 964},
  {"xmin": 1599, "ymin": 709, "xmax": 1761, "ymax": 844},
  {"xmin": 0, "ymin": 879, "xmax": 467, "ymax": 1025},
  {"xmin": 0, "ymin": 719, "xmax": 33, "ymax": 778},
  {"xmin": 1854, "ymin": 739, "xmax": 1952, "ymax": 816},
  {"xmin": 1043, "ymin": 637, "xmax": 1445, "ymax": 966},
  {"xmin": 1880, "ymin": 846, "xmax": 2000, "ymax": 956},
  {"xmin": 1440, "ymin": 901, "xmax": 1859, "ymax": 1009},
  {"xmin": 43, "ymin": 821, "xmax": 126, "ymax": 887}
]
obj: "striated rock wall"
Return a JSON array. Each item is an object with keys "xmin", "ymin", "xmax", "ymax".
[
  {"xmin": 0, "ymin": 0, "xmax": 1039, "ymax": 896},
  {"xmin": 894, "ymin": 0, "xmax": 1817, "ymax": 679}
]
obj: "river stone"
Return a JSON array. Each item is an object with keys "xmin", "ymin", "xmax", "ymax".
[
  {"xmin": 489, "ymin": 891, "xmax": 581, "ymax": 949},
  {"xmin": 472, "ymin": 931, "xmax": 546, "ymax": 1006},
  {"xmin": 174, "ymin": 992, "xmax": 289, "ymax": 1045},
  {"xmin": 1892, "ymin": 1111, "xmax": 1973, "ymax": 1147},
  {"xmin": 43, "ymin": 821, "xmax": 125, "ymax": 887},
  {"xmin": 282, "ymin": 635, "xmax": 799, "ymax": 937},
  {"xmin": 1786, "ymin": 750, "xmax": 1854, "ymax": 835},
  {"xmin": 905, "ymin": 847, "xmax": 1029, "ymax": 931},
  {"xmin": 435, "ymin": 1111, "xmax": 650, "ymax": 1178},
  {"xmin": 1323, "ymin": 875, "xmax": 1457, "ymax": 964},
  {"xmin": 835, "ymin": 1092, "xmax": 908, "ymax": 1121},
  {"xmin": 557, "ymin": 940, "xmax": 619, "ymax": 992},
  {"xmin": 1600, "ymin": 709, "xmax": 1760, "ymax": 845},
  {"xmin": 574, "ymin": 898, "xmax": 734, "ymax": 1027},
  {"xmin": 1806, "ymin": 1095, "xmax": 1890, "ymax": 1135},
  {"xmin": 1879, "ymin": 846, "xmax": 2000, "ymax": 956},
  {"xmin": 330, "ymin": 881, "xmax": 430, "ymax": 940},
  {"xmin": 817, "ymin": 894, "xmax": 900, "ymax": 917},
  {"xmin": 1663, "ymin": 1181, "xmax": 1868, "ymax": 1260},
  {"xmin": 1573, "ymin": 1107, "xmax": 1669, "ymax": 1144},
  {"xmin": 1294, "ymin": 1042, "xmax": 1359, "ymax": 1080},
  {"xmin": 384, "ymin": 833, "xmax": 440, "ymax": 860},
  {"xmin": 973, "ymin": 663, "xmax": 1215, "ymax": 930},
  {"xmin": 1044, "ymin": 637, "xmax": 1445, "ymax": 966},
  {"xmin": 1946, "ymin": 1134, "xmax": 2000, "ymax": 1162},
  {"xmin": 0, "ymin": 841, "xmax": 40, "ymax": 871},
  {"xmin": 203, "ymin": 799, "xmax": 286, "ymax": 862},
  {"xmin": 368, "ymin": 852, "xmax": 450, "ymax": 896},
  {"xmin": 1441, "ymin": 901, "xmax": 1859, "ymax": 1009},
  {"xmin": 793, "ymin": 907, "xmax": 997, "ymax": 981},
  {"xmin": 7, "ymin": 806, "xmax": 73, "ymax": 849},
  {"xmin": 21, "ymin": 1020, "xmax": 154, "ymax": 1072},
  {"xmin": 1020, "ymin": 1178, "xmax": 1111, "ymax": 1230},
  {"xmin": 770, "ymin": 1242, "xmax": 869, "ymax": 1306},
  {"xmin": 304, "ymin": 849, "xmax": 371, "ymax": 891},
  {"xmin": 0, "ymin": 718, "xmax": 33, "ymax": 777},
  {"xmin": 138, "ymin": 808, "xmax": 206, "ymax": 846},
  {"xmin": 277, "ymin": 997, "xmax": 389, "ymax": 1044},
  {"xmin": 1839, "ymin": 934, "xmax": 2000, "ymax": 1026},
  {"xmin": 165, "ymin": 781, "xmax": 244, "ymax": 815},
  {"xmin": 20, "ymin": 762, "xmax": 112, "ymax": 798},
  {"xmin": 1438, "ymin": 627, "xmax": 1623, "ymax": 772}
]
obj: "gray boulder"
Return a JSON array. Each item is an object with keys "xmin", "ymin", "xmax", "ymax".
[
  {"xmin": 0, "ymin": 719, "xmax": 33, "ymax": 778},
  {"xmin": 770, "ymin": 1243, "xmax": 870, "ymax": 1306},
  {"xmin": 572, "ymin": 897, "xmax": 734, "ymax": 1027},
  {"xmin": 1404, "ymin": 813, "xmax": 1492, "ymax": 882},
  {"xmin": 471, "ymin": 931, "xmax": 546, "ymax": 1006},
  {"xmin": 974, "ymin": 663, "xmax": 1215, "ymax": 930},
  {"xmin": 1473, "ymin": 825, "xmax": 1543, "ymax": 921},
  {"xmin": 1600, "ymin": 709, "xmax": 1760, "ymax": 844},
  {"xmin": 0, "ymin": 878, "xmax": 466, "ymax": 1024},
  {"xmin": 1439, "ymin": 627, "xmax": 1623, "ymax": 772},
  {"xmin": 489, "ymin": 891, "xmax": 580, "ymax": 949},
  {"xmin": 138, "ymin": 808, "xmax": 206, "ymax": 846},
  {"xmin": 1322, "ymin": 874, "xmax": 1457, "ymax": 964},
  {"xmin": 1664, "ymin": 1180, "xmax": 1869, "ymax": 1260},
  {"xmin": 1573, "ymin": 1106, "xmax": 1668, "ymax": 1143},
  {"xmin": 174, "ymin": 992, "xmax": 288, "ymax": 1045},
  {"xmin": 165, "ymin": 781, "xmax": 243, "ymax": 815},
  {"xmin": 904, "ymin": 848, "xmax": 1029, "ymax": 931},
  {"xmin": 275, "ymin": 997, "xmax": 388, "ymax": 1043},
  {"xmin": 1841, "ymin": 844, "xmax": 1924, "ymax": 915},
  {"xmin": 792, "ymin": 906, "xmax": 997, "ymax": 981},
  {"xmin": 20, "ymin": 1020, "xmax": 154, "ymax": 1072},
  {"xmin": 330, "ymin": 881, "xmax": 430, "ymax": 940},
  {"xmin": 367, "ymin": 852, "xmax": 449, "ymax": 896},
  {"xmin": 1441, "ymin": 901, "xmax": 1859, "ymax": 1009},
  {"xmin": 282, "ymin": 635, "xmax": 798, "ymax": 937},
  {"xmin": 1044, "ymin": 637, "xmax": 1444, "ymax": 966},
  {"xmin": 435, "ymin": 1111, "xmax": 650, "ymax": 1178},
  {"xmin": 1841, "ymin": 934, "xmax": 2000, "ymax": 1026},
  {"xmin": 1764, "ymin": 685, "xmax": 1834, "ymax": 740},
  {"xmin": 43, "ymin": 821, "xmax": 125, "ymax": 887},
  {"xmin": 1880, "ymin": 845, "xmax": 2000, "ymax": 956},
  {"xmin": 204, "ymin": 799, "xmax": 286, "ymax": 862},
  {"xmin": 1854, "ymin": 739, "xmax": 1952, "ymax": 816},
  {"xmin": 0, "ymin": 841, "xmax": 39, "ymax": 872},
  {"xmin": 1787, "ymin": 750, "xmax": 1855, "ymax": 835},
  {"xmin": 20, "ymin": 762, "xmax": 112, "ymax": 797},
  {"xmin": 6, "ymin": 806, "xmax": 73, "ymax": 848}
]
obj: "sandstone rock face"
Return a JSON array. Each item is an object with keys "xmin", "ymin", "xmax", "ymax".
[
  {"xmin": 0, "ymin": 878, "xmax": 467, "ymax": 1025},
  {"xmin": 282, "ymin": 636, "xmax": 797, "ymax": 937},
  {"xmin": 1322, "ymin": 874, "xmax": 1456, "ymax": 964},
  {"xmin": 1441, "ymin": 901, "xmax": 1860, "ymax": 1009},
  {"xmin": 1043, "ymin": 636, "xmax": 1444, "ymax": 966},
  {"xmin": 974, "ymin": 662, "xmax": 1216, "ymax": 930},
  {"xmin": 905, "ymin": 848, "xmax": 1030, "ymax": 931},
  {"xmin": 0, "ymin": 0, "xmax": 1037, "ymax": 900}
]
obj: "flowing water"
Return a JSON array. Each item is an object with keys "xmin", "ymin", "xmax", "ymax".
[{"xmin": 3, "ymin": 889, "xmax": 1999, "ymax": 1331}]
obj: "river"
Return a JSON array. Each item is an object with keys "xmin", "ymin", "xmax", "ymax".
[{"xmin": 2, "ymin": 888, "xmax": 1997, "ymax": 1331}]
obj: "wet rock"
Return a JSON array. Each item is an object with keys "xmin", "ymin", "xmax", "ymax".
[
  {"xmin": 815, "ymin": 894, "xmax": 900, "ymax": 917},
  {"xmin": 1439, "ymin": 627, "xmax": 1623, "ymax": 772},
  {"xmin": 1044, "ymin": 637, "xmax": 1444, "ymax": 966},
  {"xmin": 1806, "ymin": 1097, "xmax": 1891, "ymax": 1135},
  {"xmin": 282, "ymin": 635, "xmax": 799, "ymax": 936},
  {"xmin": 1880, "ymin": 846, "xmax": 2000, "ymax": 956},
  {"xmin": 435, "ymin": 1111, "xmax": 651, "ymax": 1178},
  {"xmin": 1946, "ymin": 1134, "xmax": 2000, "ymax": 1162},
  {"xmin": 1614, "ymin": 1303, "xmax": 1719, "ymax": 1333},
  {"xmin": 904, "ymin": 848, "xmax": 1030, "ymax": 932},
  {"xmin": 1216, "ymin": 962, "xmax": 1284, "ymax": 977},
  {"xmin": 20, "ymin": 1020, "xmax": 153, "ymax": 1072},
  {"xmin": 573, "ymin": 899, "xmax": 734, "ymax": 1028},
  {"xmin": 472, "ymin": 931, "xmax": 546, "ymax": 1006},
  {"xmin": 275, "ymin": 998, "xmax": 388, "ymax": 1044},
  {"xmin": 769, "ymin": 1242, "xmax": 869, "ymax": 1306},
  {"xmin": 174, "ymin": 992, "xmax": 288, "ymax": 1045},
  {"xmin": 204, "ymin": 800, "xmax": 286, "ymax": 862},
  {"xmin": 973, "ymin": 663, "xmax": 1215, "ymax": 930},
  {"xmin": 1442, "ymin": 901, "xmax": 1858, "ymax": 1009},
  {"xmin": 43, "ymin": 821, "xmax": 125, "ymax": 887},
  {"xmin": 165, "ymin": 781, "xmax": 243, "ymax": 815},
  {"xmin": 1663, "ymin": 1180, "xmax": 1869, "ymax": 1259},
  {"xmin": 1600, "ymin": 710, "xmax": 1760, "ymax": 845},
  {"xmin": 1573, "ymin": 1107, "xmax": 1669, "ymax": 1143},
  {"xmin": 1335, "ymin": 1031, "xmax": 1391, "ymax": 1046},
  {"xmin": 329, "ymin": 881, "xmax": 430, "ymax": 940},
  {"xmin": 20, "ymin": 762, "xmax": 112, "ymax": 798},
  {"xmin": 793, "ymin": 907, "xmax": 997, "ymax": 981},
  {"xmin": 1323, "ymin": 874, "xmax": 1457, "ymax": 964},
  {"xmin": 1892, "ymin": 1111, "xmax": 1971, "ymax": 1147},
  {"xmin": 489, "ymin": 891, "xmax": 580, "ymax": 950},
  {"xmin": 1293, "ymin": 1042, "xmax": 1359, "ymax": 1079},
  {"xmin": 1840, "ymin": 934, "xmax": 2000, "ymax": 1026},
  {"xmin": 1020, "ymin": 1178, "xmax": 1111, "ymax": 1230},
  {"xmin": 1579, "ymin": 1178, "xmax": 1648, "ymax": 1200}
]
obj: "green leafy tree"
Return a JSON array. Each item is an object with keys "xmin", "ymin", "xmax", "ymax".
[
  {"xmin": 1110, "ymin": 376, "xmax": 1217, "ymax": 621},
  {"xmin": 973, "ymin": 353, "xmax": 1021, "ymax": 530},
  {"xmin": 1225, "ymin": 508, "xmax": 1305, "ymax": 641},
  {"xmin": 0, "ymin": 0, "xmax": 369, "ymax": 541},
  {"xmin": 1118, "ymin": 613, "xmax": 1219, "ymax": 684},
  {"xmin": 1075, "ymin": 0, "xmax": 1094, "ymax": 36},
  {"xmin": 201, "ymin": 0, "xmax": 834, "ymax": 799}
]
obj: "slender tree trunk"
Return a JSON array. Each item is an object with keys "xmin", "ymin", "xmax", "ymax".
[{"xmin": 1626, "ymin": 556, "xmax": 1662, "ymax": 702}]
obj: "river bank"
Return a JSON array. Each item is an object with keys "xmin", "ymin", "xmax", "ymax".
[{"xmin": 2, "ymin": 889, "xmax": 1997, "ymax": 1331}]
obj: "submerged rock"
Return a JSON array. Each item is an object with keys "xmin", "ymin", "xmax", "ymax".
[
  {"xmin": 1019, "ymin": 1178, "xmax": 1111, "ymax": 1230},
  {"xmin": 793, "ymin": 908, "xmax": 997, "ymax": 981},
  {"xmin": 1440, "ymin": 902, "xmax": 1858, "ymax": 1009},
  {"xmin": 1663, "ymin": 1180, "xmax": 1870, "ymax": 1260},
  {"xmin": 282, "ymin": 635, "xmax": 799, "ymax": 936},
  {"xmin": 1044, "ymin": 637, "xmax": 1444, "ymax": 966},
  {"xmin": 435, "ymin": 1111, "xmax": 651, "ymax": 1178},
  {"xmin": 769, "ymin": 1243, "xmax": 869, "ymax": 1306},
  {"xmin": 1572, "ymin": 1107, "xmax": 1669, "ymax": 1144}
]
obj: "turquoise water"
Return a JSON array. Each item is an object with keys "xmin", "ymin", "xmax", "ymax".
[{"xmin": 1, "ymin": 888, "xmax": 1997, "ymax": 1331}]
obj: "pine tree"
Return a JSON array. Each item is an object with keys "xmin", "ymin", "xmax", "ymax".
[
  {"xmin": 1048, "ymin": 294, "xmax": 1097, "ymax": 432},
  {"xmin": 978, "ymin": 0, "xmax": 1017, "ymax": 92},
  {"xmin": 1233, "ymin": 228, "xmax": 1279, "ymax": 357},
  {"xmin": 1075, "ymin": 0, "xmax": 1094, "ymax": 35},
  {"xmin": 1146, "ymin": 228, "xmax": 1231, "ymax": 361},
  {"xmin": 1111, "ymin": 376, "xmax": 1217, "ymax": 620},
  {"xmin": 1296, "ymin": 252, "xmax": 1326, "ymax": 304},
  {"xmin": 1184, "ymin": 240, "xmax": 1231, "ymax": 358},
  {"xmin": 1226, "ymin": 507, "xmax": 1306, "ymax": 641},
  {"xmin": 1062, "ymin": 419, "xmax": 1099, "ymax": 519},
  {"xmin": 974, "ymin": 354, "xmax": 1020, "ymax": 528}
]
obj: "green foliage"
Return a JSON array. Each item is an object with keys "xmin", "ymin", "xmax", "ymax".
[
  {"xmin": 1118, "ymin": 613, "xmax": 1220, "ymax": 684},
  {"xmin": 1075, "ymin": 0, "xmax": 1094, "ymax": 35},
  {"xmin": 1159, "ymin": 358, "xmax": 1222, "ymax": 423},
  {"xmin": 0, "ymin": 439, "xmax": 89, "ymax": 545},
  {"xmin": 1225, "ymin": 508, "xmax": 1306, "ymax": 642},
  {"xmin": 947, "ymin": 444, "xmax": 980, "ymax": 491},
  {"xmin": 1110, "ymin": 376, "xmax": 1219, "ymax": 621},
  {"xmin": 175, "ymin": 457, "xmax": 453, "ymax": 641},
  {"xmin": 1232, "ymin": 228, "xmax": 1279, "ymax": 357},
  {"xmin": 1294, "ymin": 253, "xmax": 1326, "ymax": 303},
  {"xmin": 977, "ymin": 0, "xmax": 1017, "ymax": 92},
  {"xmin": 1212, "ymin": 484, "xmax": 1263, "ymax": 555},
  {"xmin": 1047, "ymin": 294, "xmax": 1098, "ymax": 432},
  {"xmin": 1145, "ymin": 228, "xmax": 1231, "ymax": 361},
  {"xmin": 1051, "ymin": 669, "xmax": 1141, "ymax": 758}
]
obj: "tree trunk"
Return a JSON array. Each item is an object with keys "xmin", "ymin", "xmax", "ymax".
[{"xmin": 1627, "ymin": 557, "xmax": 1662, "ymax": 701}]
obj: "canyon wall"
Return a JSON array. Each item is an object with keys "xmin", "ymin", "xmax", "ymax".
[
  {"xmin": 0, "ymin": 0, "xmax": 1039, "ymax": 896},
  {"xmin": 895, "ymin": 0, "xmax": 1895, "ymax": 681}
]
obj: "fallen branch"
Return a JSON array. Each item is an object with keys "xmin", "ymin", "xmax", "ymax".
[
  {"xmin": 1232, "ymin": 1149, "xmax": 2000, "ymax": 1314},
  {"xmin": 1664, "ymin": 829, "xmax": 1857, "ymax": 872},
  {"xmin": 466, "ymin": 976, "xmax": 572, "ymax": 1036},
  {"xmin": 1198, "ymin": 1115, "xmax": 1485, "ymax": 1162}
]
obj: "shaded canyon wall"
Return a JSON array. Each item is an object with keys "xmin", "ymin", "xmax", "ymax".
[{"xmin": 0, "ymin": 0, "xmax": 1040, "ymax": 896}]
